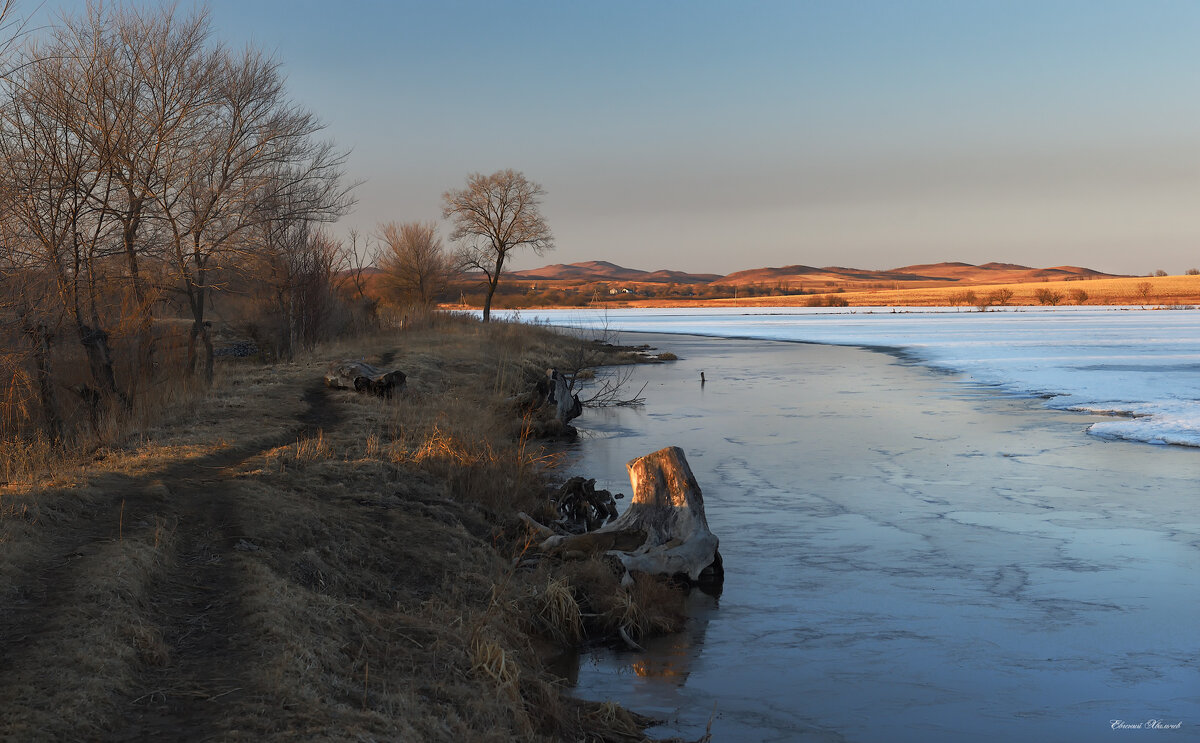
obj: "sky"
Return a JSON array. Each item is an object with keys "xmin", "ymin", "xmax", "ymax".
[{"xmin": 30, "ymin": 1, "xmax": 1200, "ymax": 275}]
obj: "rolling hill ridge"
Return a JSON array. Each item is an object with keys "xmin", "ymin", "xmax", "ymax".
[{"xmin": 508, "ymin": 260, "xmax": 1123, "ymax": 287}]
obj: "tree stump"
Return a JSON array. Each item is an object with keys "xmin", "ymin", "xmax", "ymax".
[
  {"xmin": 550, "ymin": 368, "xmax": 582, "ymax": 425},
  {"xmin": 541, "ymin": 447, "xmax": 722, "ymax": 584}
]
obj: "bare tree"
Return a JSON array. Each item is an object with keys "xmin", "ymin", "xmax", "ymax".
[
  {"xmin": 375, "ymin": 221, "xmax": 455, "ymax": 310},
  {"xmin": 442, "ymin": 169, "xmax": 553, "ymax": 322},
  {"xmin": 0, "ymin": 29, "xmax": 128, "ymax": 404},
  {"xmin": 99, "ymin": 5, "xmax": 222, "ymax": 377},
  {"xmin": 246, "ymin": 169, "xmax": 354, "ymax": 360},
  {"xmin": 154, "ymin": 44, "xmax": 351, "ymax": 383},
  {"xmin": 1136, "ymin": 281, "xmax": 1153, "ymax": 306},
  {"xmin": 947, "ymin": 290, "xmax": 976, "ymax": 307}
]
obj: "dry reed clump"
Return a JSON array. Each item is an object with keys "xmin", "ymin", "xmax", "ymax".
[
  {"xmin": 520, "ymin": 572, "xmax": 585, "ymax": 645},
  {"xmin": 291, "ymin": 429, "xmax": 332, "ymax": 463},
  {"xmin": 576, "ymin": 700, "xmax": 657, "ymax": 742},
  {"xmin": 0, "ymin": 432, "xmax": 62, "ymax": 483},
  {"xmin": 553, "ymin": 557, "xmax": 687, "ymax": 643},
  {"xmin": 470, "ymin": 631, "xmax": 524, "ymax": 703},
  {"xmin": 374, "ymin": 376, "xmax": 563, "ymax": 519}
]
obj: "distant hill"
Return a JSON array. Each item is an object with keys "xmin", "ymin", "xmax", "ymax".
[
  {"xmin": 719, "ymin": 264, "xmax": 946, "ymax": 286},
  {"xmin": 889, "ymin": 262, "xmax": 1118, "ymax": 284},
  {"xmin": 494, "ymin": 260, "xmax": 1125, "ymax": 289},
  {"xmin": 509, "ymin": 260, "xmax": 722, "ymax": 285}
]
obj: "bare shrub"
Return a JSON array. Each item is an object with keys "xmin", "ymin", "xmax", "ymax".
[
  {"xmin": 988, "ymin": 288, "xmax": 1014, "ymax": 306},
  {"xmin": 375, "ymin": 221, "xmax": 457, "ymax": 310},
  {"xmin": 1035, "ymin": 288, "xmax": 1064, "ymax": 306}
]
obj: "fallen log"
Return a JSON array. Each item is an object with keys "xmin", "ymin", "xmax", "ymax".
[
  {"xmin": 324, "ymin": 360, "xmax": 407, "ymax": 398},
  {"xmin": 541, "ymin": 527, "xmax": 650, "ymax": 561},
  {"xmin": 541, "ymin": 446, "xmax": 722, "ymax": 584}
]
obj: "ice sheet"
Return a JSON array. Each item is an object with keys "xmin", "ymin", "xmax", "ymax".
[
  {"xmin": 556, "ymin": 334, "xmax": 1200, "ymax": 742},
  {"xmin": 502, "ymin": 306, "xmax": 1200, "ymax": 446}
]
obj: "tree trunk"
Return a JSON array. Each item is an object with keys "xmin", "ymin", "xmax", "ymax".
[
  {"xmin": 482, "ymin": 275, "xmax": 498, "ymax": 323},
  {"xmin": 540, "ymin": 446, "xmax": 723, "ymax": 584},
  {"xmin": 186, "ymin": 325, "xmax": 198, "ymax": 377},
  {"xmin": 481, "ymin": 252, "xmax": 506, "ymax": 323},
  {"xmin": 78, "ymin": 324, "xmax": 127, "ymax": 408},
  {"xmin": 122, "ymin": 203, "xmax": 156, "ymax": 379},
  {"xmin": 187, "ymin": 319, "xmax": 215, "ymax": 386},
  {"xmin": 30, "ymin": 323, "xmax": 63, "ymax": 442},
  {"xmin": 202, "ymin": 326, "xmax": 215, "ymax": 385}
]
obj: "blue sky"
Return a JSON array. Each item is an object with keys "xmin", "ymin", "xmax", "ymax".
[{"xmin": 36, "ymin": 1, "xmax": 1200, "ymax": 274}]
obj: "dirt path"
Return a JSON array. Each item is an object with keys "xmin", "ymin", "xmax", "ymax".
[
  {"xmin": 109, "ymin": 382, "xmax": 343, "ymax": 740},
  {"xmin": 0, "ymin": 381, "xmax": 343, "ymax": 741}
]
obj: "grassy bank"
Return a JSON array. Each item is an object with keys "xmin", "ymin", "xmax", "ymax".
[{"xmin": 0, "ymin": 315, "xmax": 686, "ymax": 742}]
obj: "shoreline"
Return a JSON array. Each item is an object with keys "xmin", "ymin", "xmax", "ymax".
[
  {"xmin": 565, "ymin": 332, "xmax": 1200, "ymax": 741},
  {"xmin": 580, "ymin": 327, "xmax": 1168, "ymax": 450},
  {"xmin": 518, "ymin": 307, "xmax": 1200, "ymax": 448}
]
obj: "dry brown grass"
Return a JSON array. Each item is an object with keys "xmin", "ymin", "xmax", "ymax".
[
  {"xmin": 0, "ymin": 320, "xmax": 215, "ymax": 486},
  {"xmin": 555, "ymin": 557, "xmax": 687, "ymax": 643},
  {"xmin": 1, "ymin": 314, "xmax": 673, "ymax": 741}
]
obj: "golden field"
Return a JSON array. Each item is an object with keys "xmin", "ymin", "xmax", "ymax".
[{"xmin": 609, "ymin": 273, "xmax": 1200, "ymax": 309}]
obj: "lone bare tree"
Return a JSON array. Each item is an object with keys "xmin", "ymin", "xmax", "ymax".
[
  {"xmin": 1136, "ymin": 281, "xmax": 1154, "ymax": 306},
  {"xmin": 375, "ymin": 221, "xmax": 455, "ymax": 310},
  {"xmin": 442, "ymin": 169, "xmax": 553, "ymax": 322}
]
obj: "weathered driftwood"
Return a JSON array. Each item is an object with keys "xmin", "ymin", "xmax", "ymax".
[
  {"xmin": 541, "ymin": 446, "xmax": 722, "ymax": 584},
  {"xmin": 552, "ymin": 476, "xmax": 622, "ymax": 533},
  {"xmin": 542, "ymin": 527, "xmax": 651, "ymax": 561},
  {"xmin": 324, "ymin": 360, "xmax": 407, "ymax": 398}
]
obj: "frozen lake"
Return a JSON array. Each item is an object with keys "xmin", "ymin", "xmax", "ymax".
[
  {"xmin": 522, "ymin": 322, "xmax": 1200, "ymax": 741},
  {"xmin": 508, "ymin": 306, "xmax": 1200, "ymax": 447}
]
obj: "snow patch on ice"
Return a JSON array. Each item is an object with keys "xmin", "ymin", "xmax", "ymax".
[{"xmin": 500, "ymin": 307, "xmax": 1200, "ymax": 448}]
